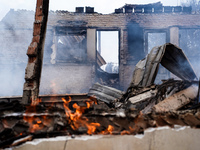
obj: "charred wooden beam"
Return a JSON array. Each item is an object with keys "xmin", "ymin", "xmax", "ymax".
[
  {"xmin": 22, "ymin": 0, "xmax": 49, "ymax": 104},
  {"xmin": 0, "ymin": 94, "xmax": 89, "ymax": 104},
  {"xmin": 128, "ymin": 89, "xmax": 157, "ymax": 104}
]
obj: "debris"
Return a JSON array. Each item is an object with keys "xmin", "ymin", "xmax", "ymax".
[
  {"xmin": 0, "ymin": 43, "xmax": 200, "ymax": 148},
  {"xmin": 128, "ymin": 89, "xmax": 157, "ymax": 104},
  {"xmin": 88, "ymin": 43, "xmax": 199, "ymax": 113},
  {"xmin": 88, "ymin": 83, "xmax": 124, "ymax": 104},
  {"xmin": 154, "ymin": 85, "xmax": 198, "ymax": 112}
]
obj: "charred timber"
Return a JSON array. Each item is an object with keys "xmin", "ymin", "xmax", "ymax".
[
  {"xmin": 22, "ymin": 0, "xmax": 49, "ymax": 104},
  {"xmin": 154, "ymin": 85, "xmax": 198, "ymax": 112}
]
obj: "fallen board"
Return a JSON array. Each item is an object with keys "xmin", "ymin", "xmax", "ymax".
[{"xmin": 88, "ymin": 83, "xmax": 124, "ymax": 104}]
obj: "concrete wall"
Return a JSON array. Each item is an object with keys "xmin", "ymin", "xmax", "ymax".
[{"xmin": 13, "ymin": 127, "xmax": 200, "ymax": 150}]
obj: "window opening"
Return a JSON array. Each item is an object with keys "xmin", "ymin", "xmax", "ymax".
[{"xmin": 97, "ymin": 31, "xmax": 119, "ymax": 74}]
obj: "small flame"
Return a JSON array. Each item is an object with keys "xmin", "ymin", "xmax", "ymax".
[
  {"xmin": 23, "ymin": 116, "xmax": 44, "ymax": 133},
  {"xmin": 37, "ymin": 120, "xmax": 42, "ymax": 124},
  {"xmin": 86, "ymin": 102, "xmax": 91, "ymax": 109},
  {"xmin": 101, "ymin": 125, "xmax": 114, "ymax": 135}
]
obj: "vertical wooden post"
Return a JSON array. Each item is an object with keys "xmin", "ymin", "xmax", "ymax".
[{"xmin": 22, "ymin": 0, "xmax": 49, "ymax": 104}]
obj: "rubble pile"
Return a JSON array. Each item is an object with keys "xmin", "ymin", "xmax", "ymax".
[
  {"xmin": 89, "ymin": 43, "xmax": 199, "ymax": 114},
  {"xmin": 1, "ymin": 95, "xmax": 200, "ymax": 148}
]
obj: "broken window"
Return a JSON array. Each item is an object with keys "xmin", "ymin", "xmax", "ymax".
[
  {"xmin": 55, "ymin": 28, "xmax": 87, "ymax": 63},
  {"xmin": 97, "ymin": 31, "xmax": 119, "ymax": 74}
]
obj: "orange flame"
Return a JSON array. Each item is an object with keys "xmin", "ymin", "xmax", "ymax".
[
  {"xmin": 62, "ymin": 97, "xmax": 100, "ymax": 135},
  {"xmin": 23, "ymin": 116, "xmax": 44, "ymax": 133},
  {"xmin": 101, "ymin": 125, "xmax": 114, "ymax": 135}
]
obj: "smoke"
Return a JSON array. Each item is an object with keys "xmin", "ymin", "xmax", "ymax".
[
  {"xmin": 179, "ymin": 29, "xmax": 200, "ymax": 77},
  {"xmin": 0, "ymin": 9, "xmax": 34, "ymax": 96}
]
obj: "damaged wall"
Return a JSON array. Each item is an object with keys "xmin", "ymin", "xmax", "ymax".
[
  {"xmin": 1, "ymin": 3, "xmax": 200, "ymax": 96},
  {"xmin": 45, "ymin": 9, "xmax": 200, "ymax": 92}
]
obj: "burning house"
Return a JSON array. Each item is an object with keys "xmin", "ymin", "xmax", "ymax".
[{"xmin": 0, "ymin": 0, "xmax": 200, "ymax": 149}]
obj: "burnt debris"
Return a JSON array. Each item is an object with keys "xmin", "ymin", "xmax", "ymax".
[
  {"xmin": 0, "ymin": 92, "xmax": 200, "ymax": 148},
  {"xmin": 89, "ymin": 43, "xmax": 199, "ymax": 113},
  {"xmin": 1, "ymin": 42, "xmax": 200, "ymax": 148}
]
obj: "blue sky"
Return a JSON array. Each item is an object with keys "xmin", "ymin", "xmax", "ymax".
[{"xmin": 0, "ymin": 0, "xmax": 187, "ymax": 20}]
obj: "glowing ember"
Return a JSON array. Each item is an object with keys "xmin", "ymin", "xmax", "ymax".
[
  {"xmin": 23, "ymin": 98, "xmax": 45, "ymax": 133},
  {"xmin": 23, "ymin": 116, "xmax": 44, "ymax": 133},
  {"xmin": 37, "ymin": 120, "xmax": 42, "ymax": 124}
]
